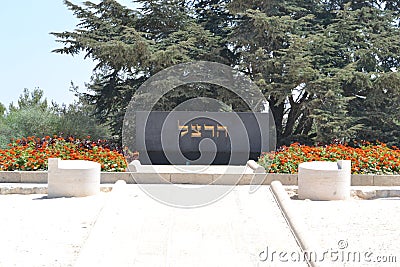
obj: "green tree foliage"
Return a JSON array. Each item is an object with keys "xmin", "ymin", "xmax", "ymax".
[
  {"xmin": 228, "ymin": 0, "xmax": 360, "ymax": 144},
  {"xmin": 0, "ymin": 103, "xmax": 10, "ymax": 148},
  {"xmin": 0, "ymin": 88, "xmax": 110, "ymax": 148},
  {"xmin": 9, "ymin": 88, "xmax": 48, "ymax": 112},
  {"xmin": 52, "ymin": 0, "xmax": 246, "ymax": 142},
  {"xmin": 52, "ymin": 0, "xmax": 400, "ymax": 146},
  {"xmin": 53, "ymin": 85, "xmax": 112, "ymax": 140},
  {"xmin": 229, "ymin": 0, "xmax": 400, "ymax": 145},
  {"xmin": 4, "ymin": 106, "xmax": 59, "ymax": 140},
  {"xmin": 4, "ymin": 88, "xmax": 57, "ymax": 141},
  {"xmin": 333, "ymin": 3, "xmax": 400, "ymax": 145},
  {"xmin": 0, "ymin": 102, "xmax": 5, "ymax": 117}
]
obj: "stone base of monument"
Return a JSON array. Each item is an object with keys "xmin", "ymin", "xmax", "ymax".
[
  {"xmin": 47, "ymin": 158, "xmax": 101, "ymax": 198},
  {"xmin": 298, "ymin": 160, "xmax": 351, "ymax": 200}
]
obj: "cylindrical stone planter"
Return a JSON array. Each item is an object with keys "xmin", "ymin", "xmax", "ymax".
[
  {"xmin": 298, "ymin": 160, "xmax": 351, "ymax": 200},
  {"xmin": 47, "ymin": 158, "xmax": 101, "ymax": 198}
]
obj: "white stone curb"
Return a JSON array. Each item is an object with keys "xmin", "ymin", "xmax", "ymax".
[
  {"xmin": 1, "ymin": 171, "xmax": 400, "ymax": 186},
  {"xmin": 270, "ymin": 181, "xmax": 321, "ymax": 267}
]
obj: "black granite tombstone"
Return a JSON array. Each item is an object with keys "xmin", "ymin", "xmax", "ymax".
[{"xmin": 136, "ymin": 111, "xmax": 270, "ymax": 165}]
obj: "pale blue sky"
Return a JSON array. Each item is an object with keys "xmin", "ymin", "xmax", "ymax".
[{"xmin": 0, "ymin": 0, "xmax": 137, "ymax": 109}]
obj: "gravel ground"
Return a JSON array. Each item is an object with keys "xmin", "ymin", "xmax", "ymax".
[
  {"xmin": 0, "ymin": 193, "xmax": 109, "ymax": 267},
  {"xmin": 290, "ymin": 197, "xmax": 400, "ymax": 266}
]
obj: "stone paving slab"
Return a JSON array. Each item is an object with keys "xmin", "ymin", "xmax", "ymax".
[
  {"xmin": 284, "ymin": 186, "xmax": 400, "ymax": 200},
  {"xmin": 0, "ymin": 192, "xmax": 109, "ymax": 267},
  {"xmin": 76, "ymin": 184, "xmax": 305, "ymax": 267},
  {"xmin": 0, "ymin": 183, "xmax": 114, "ymax": 194},
  {"xmin": 0, "ymin": 183, "xmax": 305, "ymax": 266},
  {"xmin": 290, "ymin": 198, "xmax": 400, "ymax": 266}
]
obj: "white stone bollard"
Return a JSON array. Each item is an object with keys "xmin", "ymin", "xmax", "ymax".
[
  {"xmin": 298, "ymin": 160, "xmax": 351, "ymax": 200},
  {"xmin": 126, "ymin": 159, "xmax": 141, "ymax": 172},
  {"xmin": 47, "ymin": 158, "xmax": 101, "ymax": 198},
  {"xmin": 246, "ymin": 160, "xmax": 266, "ymax": 173}
]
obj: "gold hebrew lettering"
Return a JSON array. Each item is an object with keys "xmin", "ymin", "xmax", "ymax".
[
  {"xmin": 178, "ymin": 120, "xmax": 188, "ymax": 137},
  {"xmin": 203, "ymin": 124, "xmax": 215, "ymax": 137},
  {"xmin": 191, "ymin": 124, "xmax": 202, "ymax": 137},
  {"xmin": 217, "ymin": 125, "xmax": 228, "ymax": 137}
]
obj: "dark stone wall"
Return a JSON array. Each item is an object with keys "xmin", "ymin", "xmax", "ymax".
[{"xmin": 136, "ymin": 111, "xmax": 270, "ymax": 165}]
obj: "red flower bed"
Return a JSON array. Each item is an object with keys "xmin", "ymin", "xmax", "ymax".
[
  {"xmin": 258, "ymin": 142, "xmax": 400, "ymax": 174},
  {"xmin": 0, "ymin": 136, "xmax": 127, "ymax": 172}
]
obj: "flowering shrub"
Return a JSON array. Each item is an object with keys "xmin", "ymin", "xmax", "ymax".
[
  {"xmin": 0, "ymin": 136, "xmax": 127, "ymax": 172},
  {"xmin": 258, "ymin": 142, "xmax": 400, "ymax": 174}
]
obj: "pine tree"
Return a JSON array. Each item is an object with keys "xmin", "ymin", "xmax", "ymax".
[
  {"xmin": 228, "ymin": 0, "xmax": 357, "ymax": 145},
  {"xmin": 52, "ymin": 0, "xmax": 236, "ymax": 141},
  {"xmin": 331, "ymin": 3, "xmax": 400, "ymax": 145},
  {"xmin": 0, "ymin": 102, "xmax": 5, "ymax": 117},
  {"xmin": 52, "ymin": 0, "xmax": 400, "ymax": 146},
  {"xmin": 228, "ymin": 0, "xmax": 400, "ymax": 145},
  {"xmin": 52, "ymin": 0, "xmax": 152, "ymax": 141},
  {"xmin": 9, "ymin": 88, "xmax": 48, "ymax": 112}
]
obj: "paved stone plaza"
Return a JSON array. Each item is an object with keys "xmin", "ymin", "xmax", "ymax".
[
  {"xmin": 0, "ymin": 184, "xmax": 399, "ymax": 266},
  {"xmin": 291, "ymin": 198, "xmax": 400, "ymax": 266},
  {"xmin": 75, "ymin": 184, "xmax": 305, "ymax": 266},
  {"xmin": 0, "ymin": 193, "xmax": 108, "ymax": 267},
  {"xmin": 0, "ymin": 185, "xmax": 305, "ymax": 267}
]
